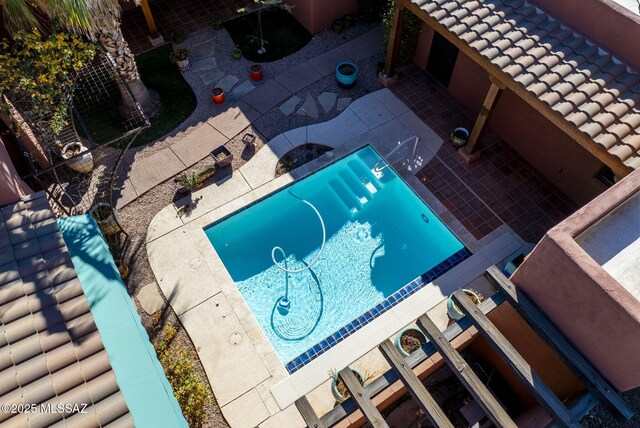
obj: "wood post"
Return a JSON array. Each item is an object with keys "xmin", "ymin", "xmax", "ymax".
[
  {"xmin": 383, "ymin": 2, "xmax": 405, "ymax": 78},
  {"xmin": 465, "ymin": 76, "xmax": 505, "ymax": 154},
  {"xmin": 140, "ymin": 0, "xmax": 159, "ymax": 38}
]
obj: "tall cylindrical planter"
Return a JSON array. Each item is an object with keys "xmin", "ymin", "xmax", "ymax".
[
  {"xmin": 89, "ymin": 203, "xmax": 121, "ymax": 236},
  {"xmin": 250, "ymin": 64, "xmax": 263, "ymax": 81},
  {"xmin": 211, "ymin": 87, "xmax": 225, "ymax": 104}
]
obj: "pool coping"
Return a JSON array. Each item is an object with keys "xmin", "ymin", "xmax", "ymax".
[{"xmin": 145, "ymin": 89, "xmax": 526, "ymax": 427}]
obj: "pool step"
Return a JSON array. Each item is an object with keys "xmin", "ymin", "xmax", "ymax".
[
  {"xmin": 347, "ymin": 159, "xmax": 381, "ymax": 196},
  {"xmin": 329, "ymin": 179, "xmax": 362, "ymax": 214},
  {"xmin": 357, "ymin": 150, "xmax": 394, "ymax": 184},
  {"xmin": 339, "ymin": 169, "xmax": 371, "ymax": 205}
]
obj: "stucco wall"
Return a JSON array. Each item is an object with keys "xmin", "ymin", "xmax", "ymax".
[
  {"xmin": 531, "ymin": 0, "xmax": 640, "ymax": 70},
  {"xmin": 0, "ymin": 137, "xmax": 31, "ymax": 206},
  {"xmin": 283, "ymin": 0, "xmax": 359, "ymax": 34},
  {"xmin": 511, "ymin": 169, "xmax": 640, "ymax": 392},
  {"xmin": 446, "ymin": 53, "xmax": 607, "ymax": 205},
  {"xmin": 412, "ymin": 23, "xmax": 434, "ymax": 70}
]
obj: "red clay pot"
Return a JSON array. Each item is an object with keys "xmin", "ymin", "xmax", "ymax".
[
  {"xmin": 250, "ymin": 64, "xmax": 263, "ymax": 81},
  {"xmin": 211, "ymin": 87, "xmax": 225, "ymax": 104}
]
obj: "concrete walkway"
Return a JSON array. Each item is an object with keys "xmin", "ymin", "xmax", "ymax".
[
  {"xmin": 145, "ymin": 88, "xmax": 527, "ymax": 427},
  {"xmin": 116, "ymin": 27, "xmax": 382, "ymax": 209}
]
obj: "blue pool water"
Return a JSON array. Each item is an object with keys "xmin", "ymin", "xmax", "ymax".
[{"xmin": 205, "ymin": 146, "xmax": 465, "ymax": 364}]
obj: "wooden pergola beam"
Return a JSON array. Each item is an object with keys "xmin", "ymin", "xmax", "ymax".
[
  {"xmin": 416, "ymin": 314, "xmax": 518, "ymax": 428},
  {"xmin": 395, "ymin": 0, "xmax": 632, "ymax": 178},
  {"xmin": 452, "ymin": 290, "xmax": 582, "ymax": 428},
  {"xmin": 139, "ymin": 0, "xmax": 159, "ymax": 37},
  {"xmin": 379, "ymin": 339, "xmax": 454, "ymax": 428},
  {"xmin": 339, "ymin": 368, "xmax": 389, "ymax": 428},
  {"xmin": 295, "ymin": 396, "xmax": 325, "ymax": 428},
  {"xmin": 383, "ymin": 3, "xmax": 405, "ymax": 77},
  {"xmin": 465, "ymin": 77, "xmax": 505, "ymax": 154},
  {"xmin": 485, "ymin": 266, "xmax": 635, "ymax": 421}
]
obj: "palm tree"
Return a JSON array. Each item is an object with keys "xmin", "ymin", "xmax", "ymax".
[{"xmin": 1, "ymin": 0, "xmax": 160, "ymax": 118}]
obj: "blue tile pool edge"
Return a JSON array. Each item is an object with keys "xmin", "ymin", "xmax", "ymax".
[{"xmin": 284, "ymin": 247, "xmax": 473, "ymax": 374}]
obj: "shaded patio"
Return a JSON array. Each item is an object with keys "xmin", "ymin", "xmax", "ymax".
[{"xmin": 390, "ymin": 64, "xmax": 577, "ymax": 243}]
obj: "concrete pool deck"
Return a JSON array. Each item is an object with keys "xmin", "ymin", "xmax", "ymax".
[{"xmin": 146, "ymin": 89, "xmax": 527, "ymax": 427}]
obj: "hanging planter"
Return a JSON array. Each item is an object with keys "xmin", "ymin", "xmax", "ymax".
[
  {"xmin": 336, "ymin": 62, "xmax": 359, "ymax": 89},
  {"xmin": 450, "ymin": 127, "xmax": 469, "ymax": 148},
  {"xmin": 61, "ymin": 142, "xmax": 93, "ymax": 173},
  {"xmin": 395, "ymin": 327, "xmax": 428, "ymax": 357},
  {"xmin": 89, "ymin": 203, "xmax": 121, "ymax": 236},
  {"xmin": 250, "ymin": 64, "xmax": 263, "ymax": 81},
  {"xmin": 211, "ymin": 87, "xmax": 225, "ymax": 104},
  {"xmin": 447, "ymin": 288, "xmax": 485, "ymax": 320}
]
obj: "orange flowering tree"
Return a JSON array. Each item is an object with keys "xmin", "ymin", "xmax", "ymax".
[{"xmin": 0, "ymin": 30, "xmax": 95, "ymax": 140}]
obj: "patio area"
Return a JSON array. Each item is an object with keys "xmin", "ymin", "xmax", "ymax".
[{"xmin": 390, "ymin": 64, "xmax": 577, "ymax": 244}]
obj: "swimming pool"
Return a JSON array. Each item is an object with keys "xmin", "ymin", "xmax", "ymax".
[{"xmin": 205, "ymin": 146, "xmax": 470, "ymax": 372}]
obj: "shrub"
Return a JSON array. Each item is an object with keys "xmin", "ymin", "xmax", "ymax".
[
  {"xmin": 0, "ymin": 30, "xmax": 95, "ymax": 139},
  {"xmin": 154, "ymin": 323, "xmax": 212, "ymax": 427},
  {"xmin": 381, "ymin": 1, "xmax": 423, "ymax": 66}
]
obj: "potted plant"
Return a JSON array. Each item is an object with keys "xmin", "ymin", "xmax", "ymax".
[
  {"xmin": 168, "ymin": 28, "xmax": 185, "ymax": 44},
  {"xmin": 210, "ymin": 16, "xmax": 223, "ymax": 31},
  {"xmin": 447, "ymin": 288, "xmax": 485, "ymax": 320},
  {"xmin": 211, "ymin": 145, "xmax": 233, "ymax": 168},
  {"xmin": 232, "ymin": 46, "xmax": 242, "ymax": 59},
  {"xmin": 242, "ymin": 133, "xmax": 256, "ymax": 147},
  {"xmin": 89, "ymin": 203, "xmax": 121, "ymax": 236},
  {"xmin": 250, "ymin": 64, "xmax": 263, "ymax": 81},
  {"xmin": 332, "ymin": 18, "xmax": 344, "ymax": 34},
  {"xmin": 176, "ymin": 172, "xmax": 200, "ymax": 194},
  {"xmin": 395, "ymin": 326, "xmax": 428, "ymax": 357},
  {"xmin": 211, "ymin": 87, "xmax": 225, "ymax": 104},
  {"xmin": 61, "ymin": 142, "xmax": 93, "ymax": 173},
  {"xmin": 329, "ymin": 368, "xmax": 375, "ymax": 403},
  {"xmin": 343, "ymin": 14, "xmax": 354, "ymax": 29},
  {"xmin": 196, "ymin": 165, "xmax": 216, "ymax": 183},
  {"xmin": 336, "ymin": 61, "xmax": 359, "ymax": 89},
  {"xmin": 170, "ymin": 48, "xmax": 191, "ymax": 71},
  {"xmin": 450, "ymin": 127, "xmax": 470, "ymax": 148}
]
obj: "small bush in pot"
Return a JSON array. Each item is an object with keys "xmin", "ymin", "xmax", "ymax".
[
  {"xmin": 170, "ymin": 48, "xmax": 191, "ymax": 71},
  {"xmin": 447, "ymin": 288, "xmax": 485, "ymax": 320},
  {"xmin": 395, "ymin": 326, "xmax": 427, "ymax": 357},
  {"xmin": 168, "ymin": 28, "xmax": 185, "ymax": 43},
  {"xmin": 176, "ymin": 172, "xmax": 200, "ymax": 194},
  {"xmin": 329, "ymin": 368, "xmax": 375, "ymax": 403}
]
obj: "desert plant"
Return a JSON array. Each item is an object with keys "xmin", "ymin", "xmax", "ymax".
[
  {"xmin": 154, "ymin": 324, "xmax": 212, "ymax": 426},
  {"xmin": 177, "ymin": 172, "xmax": 199, "ymax": 191},
  {"xmin": 170, "ymin": 48, "xmax": 190, "ymax": 62}
]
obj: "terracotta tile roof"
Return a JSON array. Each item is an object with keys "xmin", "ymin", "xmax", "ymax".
[
  {"xmin": 0, "ymin": 192, "xmax": 132, "ymax": 427},
  {"xmin": 412, "ymin": 0, "xmax": 640, "ymax": 170}
]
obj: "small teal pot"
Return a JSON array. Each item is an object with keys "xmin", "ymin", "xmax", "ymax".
[
  {"xmin": 336, "ymin": 62, "xmax": 359, "ymax": 89},
  {"xmin": 395, "ymin": 327, "xmax": 428, "ymax": 357},
  {"xmin": 331, "ymin": 368, "xmax": 365, "ymax": 403}
]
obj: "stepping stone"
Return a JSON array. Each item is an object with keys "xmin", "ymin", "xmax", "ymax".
[
  {"xmin": 274, "ymin": 62, "xmax": 322, "ymax": 94},
  {"xmin": 216, "ymin": 75, "xmax": 239, "ymax": 93},
  {"xmin": 242, "ymin": 79, "xmax": 291, "ymax": 114},
  {"xmin": 297, "ymin": 93, "xmax": 318, "ymax": 119},
  {"xmin": 318, "ymin": 92, "xmax": 337, "ymax": 113},
  {"xmin": 190, "ymin": 57, "xmax": 218, "ymax": 73},
  {"xmin": 190, "ymin": 41, "xmax": 215, "ymax": 60},
  {"xmin": 279, "ymin": 95, "xmax": 302, "ymax": 116},
  {"xmin": 137, "ymin": 282, "xmax": 165, "ymax": 315},
  {"xmin": 228, "ymin": 80, "xmax": 256, "ymax": 102},
  {"xmin": 336, "ymin": 97, "xmax": 352, "ymax": 112},
  {"xmin": 199, "ymin": 68, "xmax": 225, "ymax": 87}
]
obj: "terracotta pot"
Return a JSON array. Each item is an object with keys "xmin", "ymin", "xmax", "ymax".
[
  {"xmin": 250, "ymin": 64, "xmax": 263, "ymax": 81},
  {"xmin": 211, "ymin": 87, "xmax": 225, "ymax": 104}
]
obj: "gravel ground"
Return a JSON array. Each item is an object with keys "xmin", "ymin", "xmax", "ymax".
[{"xmin": 582, "ymin": 388, "xmax": 640, "ymax": 427}]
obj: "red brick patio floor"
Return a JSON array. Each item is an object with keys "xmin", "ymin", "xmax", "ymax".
[
  {"xmin": 390, "ymin": 64, "xmax": 577, "ymax": 243},
  {"xmin": 121, "ymin": 0, "xmax": 254, "ymax": 54}
]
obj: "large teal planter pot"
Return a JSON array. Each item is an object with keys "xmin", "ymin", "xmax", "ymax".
[
  {"xmin": 395, "ymin": 327, "xmax": 428, "ymax": 357},
  {"xmin": 336, "ymin": 62, "xmax": 359, "ymax": 89}
]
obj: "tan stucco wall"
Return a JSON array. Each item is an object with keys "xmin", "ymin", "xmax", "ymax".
[
  {"xmin": 283, "ymin": 0, "xmax": 358, "ymax": 34},
  {"xmin": 531, "ymin": 0, "xmax": 640, "ymax": 70},
  {"xmin": 511, "ymin": 169, "xmax": 640, "ymax": 392},
  {"xmin": 0, "ymin": 136, "xmax": 31, "ymax": 206}
]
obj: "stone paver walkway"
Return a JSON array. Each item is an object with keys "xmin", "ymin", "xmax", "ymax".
[{"xmin": 116, "ymin": 27, "xmax": 383, "ymax": 209}]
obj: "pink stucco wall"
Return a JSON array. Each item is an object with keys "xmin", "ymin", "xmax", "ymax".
[
  {"xmin": 283, "ymin": 0, "xmax": 359, "ymax": 34},
  {"xmin": 412, "ymin": 23, "xmax": 434, "ymax": 70},
  {"xmin": 0, "ymin": 137, "xmax": 31, "ymax": 206},
  {"xmin": 531, "ymin": 0, "xmax": 640, "ymax": 70},
  {"xmin": 446, "ymin": 53, "xmax": 607, "ymax": 205},
  {"xmin": 511, "ymin": 169, "xmax": 640, "ymax": 392}
]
